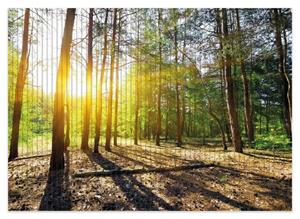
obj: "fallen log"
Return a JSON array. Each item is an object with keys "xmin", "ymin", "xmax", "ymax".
[{"xmin": 73, "ymin": 163, "xmax": 214, "ymax": 178}]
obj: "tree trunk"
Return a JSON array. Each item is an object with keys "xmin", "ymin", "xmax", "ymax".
[
  {"xmin": 64, "ymin": 84, "xmax": 70, "ymax": 151},
  {"xmin": 81, "ymin": 8, "xmax": 94, "ymax": 151},
  {"xmin": 105, "ymin": 9, "xmax": 118, "ymax": 151},
  {"xmin": 94, "ymin": 9, "xmax": 109, "ymax": 153},
  {"xmin": 174, "ymin": 14, "xmax": 182, "ymax": 147},
  {"xmin": 220, "ymin": 8, "xmax": 243, "ymax": 153},
  {"xmin": 236, "ymin": 9, "xmax": 255, "ymax": 143},
  {"xmin": 155, "ymin": 9, "xmax": 162, "ymax": 146},
  {"xmin": 113, "ymin": 10, "xmax": 122, "ymax": 146},
  {"xmin": 50, "ymin": 8, "xmax": 76, "ymax": 170},
  {"xmin": 134, "ymin": 13, "xmax": 140, "ymax": 145},
  {"xmin": 9, "ymin": 8, "xmax": 30, "ymax": 161},
  {"xmin": 273, "ymin": 9, "xmax": 292, "ymax": 140},
  {"xmin": 208, "ymin": 105, "xmax": 227, "ymax": 150}
]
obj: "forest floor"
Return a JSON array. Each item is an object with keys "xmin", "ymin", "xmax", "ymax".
[{"xmin": 8, "ymin": 142, "xmax": 292, "ymax": 211}]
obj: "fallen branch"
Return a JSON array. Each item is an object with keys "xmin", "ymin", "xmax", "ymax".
[{"xmin": 73, "ymin": 163, "xmax": 214, "ymax": 178}]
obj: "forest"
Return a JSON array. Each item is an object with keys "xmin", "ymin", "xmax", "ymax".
[{"xmin": 8, "ymin": 8, "xmax": 292, "ymax": 211}]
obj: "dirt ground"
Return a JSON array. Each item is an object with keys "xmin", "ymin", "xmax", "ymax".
[{"xmin": 8, "ymin": 143, "xmax": 292, "ymax": 211}]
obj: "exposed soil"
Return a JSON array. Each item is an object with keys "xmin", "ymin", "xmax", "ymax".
[{"xmin": 8, "ymin": 143, "xmax": 292, "ymax": 211}]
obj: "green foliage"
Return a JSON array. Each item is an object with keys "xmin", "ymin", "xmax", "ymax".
[{"xmin": 253, "ymin": 134, "xmax": 291, "ymax": 150}]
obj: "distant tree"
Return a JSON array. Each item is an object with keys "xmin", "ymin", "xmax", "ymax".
[
  {"xmin": 235, "ymin": 9, "xmax": 255, "ymax": 143},
  {"xmin": 114, "ymin": 9, "xmax": 122, "ymax": 146},
  {"xmin": 105, "ymin": 9, "xmax": 118, "ymax": 151},
  {"xmin": 81, "ymin": 8, "xmax": 94, "ymax": 151},
  {"xmin": 155, "ymin": 9, "xmax": 162, "ymax": 146},
  {"xmin": 94, "ymin": 9, "xmax": 109, "ymax": 153},
  {"xmin": 272, "ymin": 9, "xmax": 292, "ymax": 140}
]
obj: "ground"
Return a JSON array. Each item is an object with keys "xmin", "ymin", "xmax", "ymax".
[{"xmin": 8, "ymin": 142, "xmax": 292, "ymax": 211}]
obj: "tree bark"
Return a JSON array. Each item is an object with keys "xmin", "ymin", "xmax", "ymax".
[
  {"xmin": 155, "ymin": 9, "xmax": 162, "ymax": 146},
  {"xmin": 50, "ymin": 8, "xmax": 76, "ymax": 170},
  {"xmin": 105, "ymin": 9, "xmax": 117, "ymax": 151},
  {"xmin": 94, "ymin": 9, "xmax": 109, "ymax": 153},
  {"xmin": 9, "ymin": 8, "xmax": 30, "ymax": 161},
  {"xmin": 220, "ymin": 8, "xmax": 243, "ymax": 153},
  {"xmin": 173, "ymin": 11, "xmax": 182, "ymax": 147},
  {"xmin": 134, "ymin": 13, "xmax": 140, "ymax": 145},
  {"xmin": 235, "ymin": 9, "xmax": 255, "ymax": 143},
  {"xmin": 113, "ymin": 9, "xmax": 122, "ymax": 146},
  {"xmin": 273, "ymin": 9, "xmax": 292, "ymax": 140},
  {"xmin": 81, "ymin": 8, "xmax": 94, "ymax": 151}
]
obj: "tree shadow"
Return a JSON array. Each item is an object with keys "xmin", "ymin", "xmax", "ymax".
[
  {"xmin": 84, "ymin": 149, "xmax": 179, "ymax": 210},
  {"xmin": 39, "ymin": 150, "xmax": 71, "ymax": 210},
  {"xmin": 94, "ymin": 150, "xmax": 267, "ymax": 210}
]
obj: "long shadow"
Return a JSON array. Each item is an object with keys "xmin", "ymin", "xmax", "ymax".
[
  {"xmin": 84, "ymin": 149, "xmax": 179, "ymax": 210},
  {"xmin": 39, "ymin": 151, "xmax": 71, "ymax": 210},
  {"xmin": 95, "ymin": 151, "xmax": 264, "ymax": 210},
  {"xmin": 161, "ymin": 171, "xmax": 264, "ymax": 210}
]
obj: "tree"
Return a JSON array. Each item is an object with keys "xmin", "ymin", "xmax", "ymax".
[
  {"xmin": 81, "ymin": 8, "xmax": 94, "ymax": 151},
  {"xmin": 94, "ymin": 9, "xmax": 109, "ymax": 153},
  {"xmin": 235, "ymin": 9, "xmax": 255, "ymax": 143},
  {"xmin": 50, "ymin": 8, "xmax": 76, "ymax": 170},
  {"xmin": 134, "ymin": 11, "xmax": 140, "ymax": 145},
  {"xmin": 105, "ymin": 9, "xmax": 118, "ymax": 151},
  {"xmin": 272, "ymin": 9, "xmax": 292, "ymax": 140},
  {"xmin": 172, "ymin": 9, "xmax": 182, "ymax": 147},
  {"xmin": 113, "ymin": 9, "xmax": 122, "ymax": 146},
  {"xmin": 9, "ymin": 8, "xmax": 30, "ymax": 161},
  {"xmin": 155, "ymin": 9, "xmax": 162, "ymax": 146},
  {"xmin": 220, "ymin": 8, "xmax": 243, "ymax": 153}
]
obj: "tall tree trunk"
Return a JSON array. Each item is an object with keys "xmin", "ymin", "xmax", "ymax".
[
  {"xmin": 113, "ymin": 10, "xmax": 122, "ymax": 146},
  {"xmin": 236, "ymin": 9, "xmax": 255, "ymax": 143},
  {"xmin": 216, "ymin": 9, "xmax": 232, "ymax": 144},
  {"xmin": 273, "ymin": 9, "xmax": 292, "ymax": 140},
  {"xmin": 105, "ymin": 9, "xmax": 117, "ymax": 151},
  {"xmin": 9, "ymin": 8, "xmax": 30, "ymax": 160},
  {"xmin": 81, "ymin": 8, "xmax": 94, "ymax": 151},
  {"xmin": 50, "ymin": 8, "xmax": 76, "ymax": 170},
  {"xmin": 134, "ymin": 13, "xmax": 140, "ymax": 145},
  {"xmin": 173, "ymin": 13, "xmax": 182, "ymax": 147},
  {"xmin": 180, "ymin": 11, "xmax": 187, "ymax": 137},
  {"xmin": 94, "ymin": 9, "xmax": 109, "ymax": 153},
  {"xmin": 155, "ymin": 9, "xmax": 162, "ymax": 146},
  {"xmin": 220, "ymin": 8, "xmax": 243, "ymax": 153}
]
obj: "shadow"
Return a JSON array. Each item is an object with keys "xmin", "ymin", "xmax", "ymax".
[
  {"xmin": 243, "ymin": 152, "xmax": 292, "ymax": 163},
  {"xmin": 84, "ymin": 149, "xmax": 179, "ymax": 210},
  {"xmin": 90, "ymin": 150, "xmax": 270, "ymax": 210},
  {"xmin": 39, "ymin": 151, "xmax": 71, "ymax": 210},
  {"xmin": 162, "ymin": 171, "xmax": 264, "ymax": 210}
]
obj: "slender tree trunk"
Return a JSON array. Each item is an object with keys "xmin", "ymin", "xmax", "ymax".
[
  {"xmin": 216, "ymin": 9, "xmax": 232, "ymax": 145},
  {"xmin": 81, "ymin": 8, "xmax": 94, "ymax": 151},
  {"xmin": 273, "ymin": 9, "xmax": 292, "ymax": 140},
  {"xmin": 9, "ymin": 8, "xmax": 30, "ymax": 161},
  {"xmin": 174, "ymin": 17, "xmax": 182, "ymax": 147},
  {"xmin": 50, "ymin": 8, "xmax": 76, "ymax": 170},
  {"xmin": 113, "ymin": 10, "xmax": 122, "ymax": 146},
  {"xmin": 236, "ymin": 9, "xmax": 255, "ymax": 143},
  {"xmin": 105, "ymin": 9, "xmax": 117, "ymax": 151},
  {"xmin": 220, "ymin": 8, "xmax": 243, "ymax": 153},
  {"xmin": 94, "ymin": 9, "xmax": 109, "ymax": 153},
  {"xmin": 134, "ymin": 14, "xmax": 140, "ymax": 145},
  {"xmin": 155, "ymin": 9, "xmax": 162, "ymax": 146}
]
